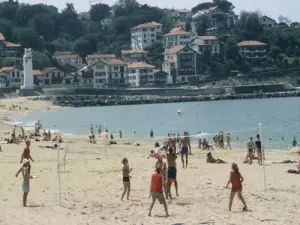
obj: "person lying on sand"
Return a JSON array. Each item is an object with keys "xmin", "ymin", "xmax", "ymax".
[{"xmin": 206, "ymin": 152, "xmax": 226, "ymax": 164}]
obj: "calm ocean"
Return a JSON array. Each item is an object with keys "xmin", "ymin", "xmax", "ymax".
[{"xmin": 11, "ymin": 97, "xmax": 300, "ymax": 150}]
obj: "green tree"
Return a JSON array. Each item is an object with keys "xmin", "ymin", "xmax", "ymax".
[
  {"xmin": 0, "ymin": 18, "xmax": 14, "ymax": 40},
  {"xmin": 269, "ymin": 46, "xmax": 281, "ymax": 59},
  {"xmin": 72, "ymin": 39, "xmax": 92, "ymax": 57},
  {"xmin": 0, "ymin": 0, "xmax": 19, "ymax": 21},
  {"xmin": 89, "ymin": 3, "xmax": 110, "ymax": 22},
  {"xmin": 28, "ymin": 12, "xmax": 56, "ymax": 41},
  {"xmin": 59, "ymin": 3, "xmax": 84, "ymax": 38},
  {"xmin": 1, "ymin": 58, "xmax": 15, "ymax": 67},
  {"xmin": 145, "ymin": 42, "xmax": 164, "ymax": 69},
  {"xmin": 185, "ymin": 19, "xmax": 192, "ymax": 32},
  {"xmin": 32, "ymin": 51, "xmax": 52, "ymax": 69},
  {"xmin": 12, "ymin": 27, "xmax": 43, "ymax": 50}
]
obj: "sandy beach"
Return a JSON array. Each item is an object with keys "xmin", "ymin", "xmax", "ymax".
[{"xmin": 0, "ymin": 97, "xmax": 299, "ymax": 225}]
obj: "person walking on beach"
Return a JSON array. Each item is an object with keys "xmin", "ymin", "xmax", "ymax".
[
  {"xmin": 255, "ymin": 134, "xmax": 263, "ymax": 165},
  {"xmin": 225, "ymin": 133, "xmax": 232, "ymax": 150},
  {"xmin": 180, "ymin": 132, "xmax": 191, "ymax": 168},
  {"xmin": 225, "ymin": 163, "xmax": 247, "ymax": 211},
  {"xmin": 16, "ymin": 159, "xmax": 31, "ymax": 207},
  {"xmin": 121, "ymin": 158, "xmax": 132, "ymax": 201},
  {"xmin": 119, "ymin": 130, "xmax": 123, "ymax": 139},
  {"xmin": 150, "ymin": 129, "xmax": 154, "ymax": 138},
  {"xmin": 166, "ymin": 147, "xmax": 178, "ymax": 199},
  {"xmin": 17, "ymin": 140, "xmax": 34, "ymax": 175},
  {"xmin": 148, "ymin": 167, "xmax": 169, "ymax": 217}
]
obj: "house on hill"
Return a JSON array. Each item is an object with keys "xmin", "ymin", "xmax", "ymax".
[
  {"xmin": 131, "ymin": 22, "xmax": 162, "ymax": 50},
  {"xmin": 0, "ymin": 33, "xmax": 22, "ymax": 66},
  {"xmin": 127, "ymin": 62, "xmax": 155, "ymax": 87},
  {"xmin": 261, "ymin": 16, "xmax": 277, "ymax": 29},
  {"xmin": 191, "ymin": 36, "xmax": 220, "ymax": 56},
  {"xmin": 162, "ymin": 45, "xmax": 206, "ymax": 84},
  {"xmin": 0, "ymin": 66, "xmax": 23, "ymax": 87},
  {"xmin": 237, "ymin": 41, "xmax": 267, "ymax": 61},
  {"xmin": 163, "ymin": 29, "xmax": 193, "ymax": 48},
  {"xmin": 166, "ymin": 8, "xmax": 192, "ymax": 21},
  {"xmin": 33, "ymin": 67, "xmax": 79, "ymax": 87},
  {"xmin": 54, "ymin": 52, "xmax": 83, "ymax": 68},
  {"xmin": 86, "ymin": 54, "xmax": 116, "ymax": 65},
  {"xmin": 121, "ymin": 50, "xmax": 149, "ymax": 62}
]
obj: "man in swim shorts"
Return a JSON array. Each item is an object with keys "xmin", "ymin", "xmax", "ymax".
[
  {"xmin": 180, "ymin": 131, "xmax": 191, "ymax": 168},
  {"xmin": 165, "ymin": 147, "xmax": 178, "ymax": 199}
]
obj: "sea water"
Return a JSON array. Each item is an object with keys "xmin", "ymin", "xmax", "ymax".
[{"xmin": 12, "ymin": 97, "xmax": 300, "ymax": 150}]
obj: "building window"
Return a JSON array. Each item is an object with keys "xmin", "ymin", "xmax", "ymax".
[
  {"xmin": 144, "ymin": 40, "xmax": 147, "ymax": 43},
  {"xmin": 151, "ymin": 28, "xmax": 155, "ymax": 32},
  {"xmin": 114, "ymin": 66, "xmax": 118, "ymax": 70},
  {"xmin": 57, "ymin": 72, "xmax": 60, "ymax": 77},
  {"xmin": 11, "ymin": 71, "xmax": 15, "ymax": 78},
  {"xmin": 16, "ymin": 71, "xmax": 20, "ymax": 78}
]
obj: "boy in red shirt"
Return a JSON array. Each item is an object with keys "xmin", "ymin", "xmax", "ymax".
[{"xmin": 148, "ymin": 167, "xmax": 169, "ymax": 217}]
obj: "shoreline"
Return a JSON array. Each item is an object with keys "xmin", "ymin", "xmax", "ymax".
[{"xmin": 30, "ymin": 91, "xmax": 300, "ymax": 107}]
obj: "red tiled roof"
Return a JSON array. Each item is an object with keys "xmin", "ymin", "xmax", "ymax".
[
  {"xmin": 32, "ymin": 70, "xmax": 43, "ymax": 76},
  {"xmin": 41, "ymin": 67, "xmax": 57, "ymax": 74},
  {"xmin": 237, "ymin": 41, "xmax": 267, "ymax": 47},
  {"xmin": 0, "ymin": 33, "xmax": 5, "ymax": 41},
  {"xmin": 170, "ymin": 8, "xmax": 191, "ymax": 13},
  {"xmin": 106, "ymin": 58, "xmax": 127, "ymax": 65},
  {"xmin": 121, "ymin": 50, "xmax": 149, "ymax": 54},
  {"xmin": 55, "ymin": 54, "xmax": 80, "ymax": 59},
  {"xmin": 128, "ymin": 62, "xmax": 155, "ymax": 69},
  {"xmin": 4, "ymin": 41, "xmax": 21, "ymax": 47},
  {"xmin": 131, "ymin": 22, "xmax": 162, "ymax": 30},
  {"xmin": 87, "ymin": 54, "xmax": 116, "ymax": 59},
  {"xmin": 165, "ymin": 45, "xmax": 186, "ymax": 54},
  {"xmin": 0, "ymin": 67, "xmax": 16, "ymax": 72},
  {"xmin": 198, "ymin": 36, "xmax": 217, "ymax": 41},
  {"xmin": 163, "ymin": 30, "xmax": 191, "ymax": 37}
]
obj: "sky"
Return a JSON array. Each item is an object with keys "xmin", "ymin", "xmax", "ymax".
[{"xmin": 22, "ymin": 0, "xmax": 299, "ymax": 22}]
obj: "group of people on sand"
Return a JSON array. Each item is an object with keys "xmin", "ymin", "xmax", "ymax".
[{"xmin": 245, "ymin": 135, "xmax": 263, "ymax": 165}]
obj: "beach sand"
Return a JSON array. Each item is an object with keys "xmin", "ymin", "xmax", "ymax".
[{"xmin": 0, "ymin": 98, "xmax": 299, "ymax": 225}]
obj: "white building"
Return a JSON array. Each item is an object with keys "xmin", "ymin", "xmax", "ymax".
[
  {"xmin": 131, "ymin": 22, "xmax": 162, "ymax": 50},
  {"xmin": 163, "ymin": 28, "xmax": 193, "ymax": 48},
  {"xmin": 54, "ymin": 52, "xmax": 83, "ymax": 67},
  {"xmin": 127, "ymin": 62, "xmax": 155, "ymax": 87},
  {"xmin": 162, "ymin": 45, "xmax": 205, "ymax": 84},
  {"xmin": 121, "ymin": 50, "xmax": 149, "ymax": 62},
  {"xmin": 86, "ymin": 54, "xmax": 116, "ymax": 66},
  {"xmin": 167, "ymin": 8, "xmax": 192, "ymax": 21},
  {"xmin": 261, "ymin": 16, "xmax": 277, "ymax": 29},
  {"xmin": 33, "ymin": 67, "xmax": 79, "ymax": 87},
  {"xmin": 90, "ymin": 58, "xmax": 127, "ymax": 88},
  {"xmin": 0, "ymin": 66, "xmax": 23, "ymax": 87},
  {"xmin": 191, "ymin": 36, "xmax": 220, "ymax": 56},
  {"xmin": 237, "ymin": 41, "xmax": 267, "ymax": 61}
]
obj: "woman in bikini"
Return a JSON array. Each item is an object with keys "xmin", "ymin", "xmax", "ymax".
[
  {"xmin": 121, "ymin": 158, "xmax": 132, "ymax": 201},
  {"xmin": 225, "ymin": 163, "xmax": 248, "ymax": 211}
]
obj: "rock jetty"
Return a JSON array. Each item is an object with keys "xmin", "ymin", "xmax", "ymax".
[{"xmin": 30, "ymin": 91, "xmax": 300, "ymax": 107}]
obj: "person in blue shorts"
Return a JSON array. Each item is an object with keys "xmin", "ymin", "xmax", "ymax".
[{"xmin": 179, "ymin": 131, "xmax": 191, "ymax": 168}]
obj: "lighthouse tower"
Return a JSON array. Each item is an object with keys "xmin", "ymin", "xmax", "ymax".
[{"xmin": 22, "ymin": 48, "xmax": 34, "ymax": 89}]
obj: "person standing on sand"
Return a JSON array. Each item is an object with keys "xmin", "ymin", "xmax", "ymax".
[
  {"xmin": 255, "ymin": 134, "xmax": 263, "ymax": 165},
  {"xmin": 16, "ymin": 159, "xmax": 32, "ymax": 207},
  {"xmin": 245, "ymin": 137, "xmax": 255, "ymax": 164},
  {"xmin": 121, "ymin": 158, "xmax": 132, "ymax": 201},
  {"xmin": 150, "ymin": 129, "xmax": 154, "ymax": 138},
  {"xmin": 119, "ymin": 130, "xmax": 123, "ymax": 139},
  {"xmin": 179, "ymin": 132, "xmax": 191, "ymax": 168},
  {"xmin": 148, "ymin": 167, "xmax": 169, "ymax": 217},
  {"xmin": 225, "ymin": 133, "xmax": 232, "ymax": 150},
  {"xmin": 292, "ymin": 137, "xmax": 297, "ymax": 147},
  {"xmin": 165, "ymin": 147, "xmax": 178, "ymax": 199},
  {"xmin": 155, "ymin": 155, "xmax": 167, "ymax": 194},
  {"xmin": 225, "ymin": 163, "xmax": 247, "ymax": 211},
  {"xmin": 16, "ymin": 140, "xmax": 34, "ymax": 175}
]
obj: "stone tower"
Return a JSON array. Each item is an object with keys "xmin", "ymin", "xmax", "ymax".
[{"xmin": 22, "ymin": 48, "xmax": 34, "ymax": 89}]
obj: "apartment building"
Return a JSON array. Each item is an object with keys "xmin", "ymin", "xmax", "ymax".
[
  {"xmin": 90, "ymin": 58, "xmax": 127, "ymax": 88},
  {"xmin": 121, "ymin": 50, "xmax": 149, "ymax": 62},
  {"xmin": 0, "ymin": 33, "xmax": 22, "ymax": 65},
  {"xmin": 0, "ymin": 66, "xmax": 23, "ymax": 87},
  {"xmin": 127, "ymin": 62, "xmax": 155, "ymax": 87},
  {"xmin": 162, "ymin": 45, "xmax": 203, "ymax": 84},
  {"xmin": 191, "ymin": 36, "xmax": 220, "ymax": 56},
  {"xmin": 163, "ymin": 28, "xmax": 193, "ymax": 48},
  {"xmin": 237, "ymin": 41, "xmax": 267, "ymax": 61},
  {"xmin": 131, "ymin": 22, "xmax": 162, "ymax": 50}
]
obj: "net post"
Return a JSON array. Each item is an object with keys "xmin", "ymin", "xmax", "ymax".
[
  {"xmin": 259, "ymin": 123, "xmax": 267, "ymax": 191},
  {"xmin": 57, "ymin": 142, "xmax": 62, "ymax": 206}
]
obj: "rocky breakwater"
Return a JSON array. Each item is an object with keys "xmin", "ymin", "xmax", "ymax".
[{"xmin": 30, "ymin": 91, "xmax": 300, "ymax": 107}]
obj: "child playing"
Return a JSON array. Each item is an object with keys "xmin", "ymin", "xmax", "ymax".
[
  {"xmin": 121, "ymin": 158, "xmax": 132, "ymax": 201},
  {"xmin": 16, "ymin": 159, "xmax": 31, "ymax": 207},
  {"xmin": 225, "ymin": 163, "xmax": 248, "ymax": 211}
]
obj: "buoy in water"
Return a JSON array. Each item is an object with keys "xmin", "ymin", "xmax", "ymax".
[{"xmin": 177, "ymin": 109, "xmax": 183, "ymax": 116}]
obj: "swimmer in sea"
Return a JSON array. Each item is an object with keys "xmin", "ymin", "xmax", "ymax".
[{"xmin": 121, "ymin": 158, "xmax": 132, "ymax": 201}]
